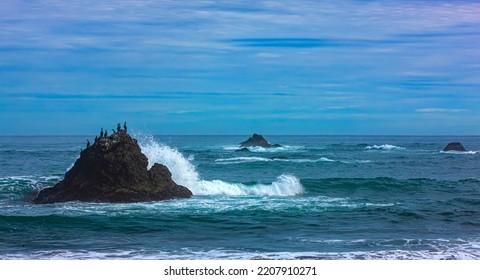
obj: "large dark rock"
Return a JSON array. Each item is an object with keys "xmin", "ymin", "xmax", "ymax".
[
  {"xmin": 442, "ymin": 142, "xmax": 466, "ymax": 152},
  {"xmin": 33, "ymin": 127, "xmax": 192, "ymax": 204},
  {"xmin": 239, "ymin": 133, "xmax": 282, "ymax": 148}
]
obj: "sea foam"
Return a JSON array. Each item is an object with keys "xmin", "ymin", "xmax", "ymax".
[
  {"xmin": 215, "ymin": 156, "xmax": 332, "ymax": 164},
  {"xmin": 223, "ymin": 145, "xmax": 303, "ymax": 152},
  {"xmin": 194, "ymin": 174, "xmax": 303, "ymax": 196},
  {"xmin": 440, "ymin": 150, "xmax": 479, "ymax": 155},
  {"xmin": 365, "ymin": 144, "xmax": 406, "ymax": 151},
  {"xmin": 137, "ymin": 134, "xmax": 303, "ymax": 196}
]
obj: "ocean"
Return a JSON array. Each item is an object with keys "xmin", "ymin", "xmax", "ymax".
[{"xmin": 0, "ymin": 135, "xmax": 479, "ymax": 260}]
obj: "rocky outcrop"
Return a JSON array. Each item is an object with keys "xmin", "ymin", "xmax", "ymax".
[
  {"xmin": 239, "ymin": 133, "xmax": 282, "ymax": 148},
  {"xmin": 235, "ymin": 147, "xmax": 251, "ymax": 152},
  {"xmin": 33, "ymin": 126, "xmax": 192, "ymax": 204},
  {"xmin": 442, "ymin": 142, "xmax": 466, "ymax": 152}
]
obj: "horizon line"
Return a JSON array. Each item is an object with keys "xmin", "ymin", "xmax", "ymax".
[{"xmin": 1, "ymin": 134, "xmax": 479, "ymax": 137}]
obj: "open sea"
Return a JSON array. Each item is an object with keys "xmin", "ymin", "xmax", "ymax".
[{"xmin": 0, "ymin": 135, "xmax": 479, "ymax": 260}]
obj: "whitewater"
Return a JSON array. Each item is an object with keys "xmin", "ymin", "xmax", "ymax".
[
  {"xmin": 137, "ymin": 135, "xmax": 304, "ymax": 196},
  {"xmin": 1, "ymin": 135, "xmax": 480, "ymax": 259}
]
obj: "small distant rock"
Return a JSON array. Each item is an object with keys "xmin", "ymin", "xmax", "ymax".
[
  {"xmin": 235, "ymin": 147, "xmax": 251, "ymax": 152},
  {"xmin": 33, "ymin": 124, "xmax": 192, "ymax": 204},
  {"xmin": 239, "ymin": 133, "xmax": 282, "ymax": 148},
  {"xmin": 442, "ymin": 142, "xmax": 466, "ymax": 152}
]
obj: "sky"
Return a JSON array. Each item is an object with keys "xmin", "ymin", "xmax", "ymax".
[{"xmin": 0, "ymin": 0, "xmax": 479, "ymax": 135}]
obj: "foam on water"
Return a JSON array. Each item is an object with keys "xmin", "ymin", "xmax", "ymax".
[
  {"xmin": 365, "ymin": 144, "xmax": 406, "ymax": 151},
  {"xmin": 2, "ymin": 135, "xmax": 480, "ymax": 260},
  {"xmin": 223, "ymin": 145, "xmax": 303, "ymax": 152},
  {"xmin": 0, "ymin": 175, "xmax": 38, "ymax": 183},
  {"xmin": 66, "ymin": 163, "xmax": 74, "ymax": 172},
  {"xmin": 194, "ymin": 174, "xmax": 303, "ymax": 196},
  {"xmin": 440, "ymin": 150, "xmax": 480, "ymax": 155},
  {"xmin": 215, "ymin": 156, "xmax": 319, "ymax": 164},
  {"xmin": 215, "ymin": 156, "xmax": 271, "ymax": 163},
  {"xmin": 247, "ymin": 146, "xmax": 286, "ymax": 152},
  {"xmin": 137, "ymin": 134, "xmax": 303, "ymax": 197},
  {"xmin": 0, "ymin": 175, "xmax": 49, "ymax": 191},
  {"xmin": 215, "ymin": 156, "xmax": 369, "ymax": 164},
  {"xmin": 0, "ymin": 193, "xmax": 393, "ymax": 217},
  {"xmin": 4, "ymin": 238, "xmax": 479, "ymax": 260}
]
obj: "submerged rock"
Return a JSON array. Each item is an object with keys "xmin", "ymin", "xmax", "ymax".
[
  {"xmin": 235, "ymin": 147, "xmax": 251, "ymax": 152},
  {"xmin": 442, "ymin": 142, "xmax": 466, "ymax": 152},
  {"xmin": 239, "ymin": 133, "xmax": 282, "ymax": 148},
  {"xmin": 33, "ymin": 126, "xmax": 192, "ymax": 204}
]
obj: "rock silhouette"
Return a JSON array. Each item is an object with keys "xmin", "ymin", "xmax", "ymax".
[
  {"xmin": 33, "ymin": 127, "xmax": 192, "ymax": 203},
  {"xmin": 239, "ymin": 133, "xmax": 282, "ymax": 148},
  {"xmin": 442, "ymin": 142, "xmax": 466, "ymax": 152}
]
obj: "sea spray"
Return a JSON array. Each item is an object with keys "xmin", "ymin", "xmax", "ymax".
[
  {"xmin": 136, "ymin": 134, "xmax": 304, "ymax": 196},
  {"xmin": 194, "ymin": 174, "xmax": 303, "ymax": 196},
  {"xmin": 136, "ymin": 134, "xmax": 200, "ymax": 189}
]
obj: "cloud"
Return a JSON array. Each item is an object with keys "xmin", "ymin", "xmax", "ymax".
[
  {"xmin": 256, "ymin": 52, "xmax": 281, "ymax": 58},
  {"xmin": 1, "ymin": 1, "xmax": 480, "ymax": 135},
  {"xmin": 173, "ymin": 110, "xmax": 203, "ymax": 115},
  {"xmin": 227, "ymin": 37, "xmax": 380, "ymax": 48},
  {"xmin": 415, "ymin": 108, "xmax": 469, "ymax": 113}
]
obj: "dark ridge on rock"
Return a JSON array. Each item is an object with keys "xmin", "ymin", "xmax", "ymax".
[
  {"xmin": 33, "ymin": 125, "xmax": 192, "ymax": 204},
  {"xmin": 235, "ymin": 147, "xmax": 251, "ymax": 152},
  {"xmin": 239, "ymin": 133, "xmax": 282, "ymax": 148},
  {"xmin": 442, "ymin": 142, "xmax": 466, "ymax": 152}
]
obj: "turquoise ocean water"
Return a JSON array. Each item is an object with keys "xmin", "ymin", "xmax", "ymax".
[{"xmin": 0, "ymin": 135, "xmax": 479, "ymax": 259}]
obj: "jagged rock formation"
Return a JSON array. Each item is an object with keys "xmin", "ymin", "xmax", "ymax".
[
  {"xmin": 33, "ymin": 126, "xmax": 192, "ymax": 203},
  {"xmin": 239, "ymin": 133, "xmax": 282, "ymax": 148},
  {"xmin": 442, "ymin": 142, "xmax": 466, "ymax": 152}
]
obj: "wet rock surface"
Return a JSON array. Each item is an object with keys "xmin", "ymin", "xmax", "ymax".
[
  {"xmin": 442, "ymin": 142, "xmax": 466, "ymax": 152},
  {"xmin": 33, "ymin": 128, "xmax": 192, "ymax": 203},
  {"xmin": 239, "ymin": 133, "xmax": 282, "ymax": 148}
]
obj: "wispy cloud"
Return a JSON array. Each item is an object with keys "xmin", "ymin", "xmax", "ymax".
[
  {"xmin": 416, "ymin": 108, "xmax": 470, "ymax": 113},
  {"xmin": 228, "ymin": 38, "xmax": 349, "ymax": 48},
  {"xmin": 226, "ymin": 37, "xmax": 406, "ymax": 49},
  {"xmin": 256, "ymin": 52, "xmax": 281, "ymax": 58},
  {"xmin": 1, "ymin": 0, "xmax": 480, "ymax": 134}
]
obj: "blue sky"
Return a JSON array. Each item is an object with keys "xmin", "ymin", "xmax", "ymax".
[{"xmin": 0, "ymin": 0, "xmax": 479, "ymax": 135}]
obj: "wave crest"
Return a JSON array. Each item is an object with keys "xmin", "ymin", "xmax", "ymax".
[
  {"xmin": 194, "ymin": 174, "xmax": 303, "ymax": 196},
  {"xmin": 136, "ymin": 134, "xmax": 303, "ymax": 197},
  {"xmin": 440, "ymin": 150, "xmax": 479, "ymax": 155},
  {"xmin": 137, "ymin": 134, "xmax": 200, "ymax": 189},
  {"xmin": 215, "ymin": 156, "xmax": 370, "ymax": 164},
  {"xmin": 365, "ymin": 144, "xmax": 406, "ymax": 151}
]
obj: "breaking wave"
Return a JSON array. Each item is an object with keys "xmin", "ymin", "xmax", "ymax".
[
  {"xmin": 440, "ymin": 150, "xmax": 479, "ymax": 155},
  {"xmin": 365, "ymin": 144, "xmax": 406, "ymax": 151},
  {"xmin": 4, "ymin": 237, "xmax": 479, "ymax": 260},
  {"xmin": 137, "ymin": 135, "xmax": 303, "ymax": 196}
]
